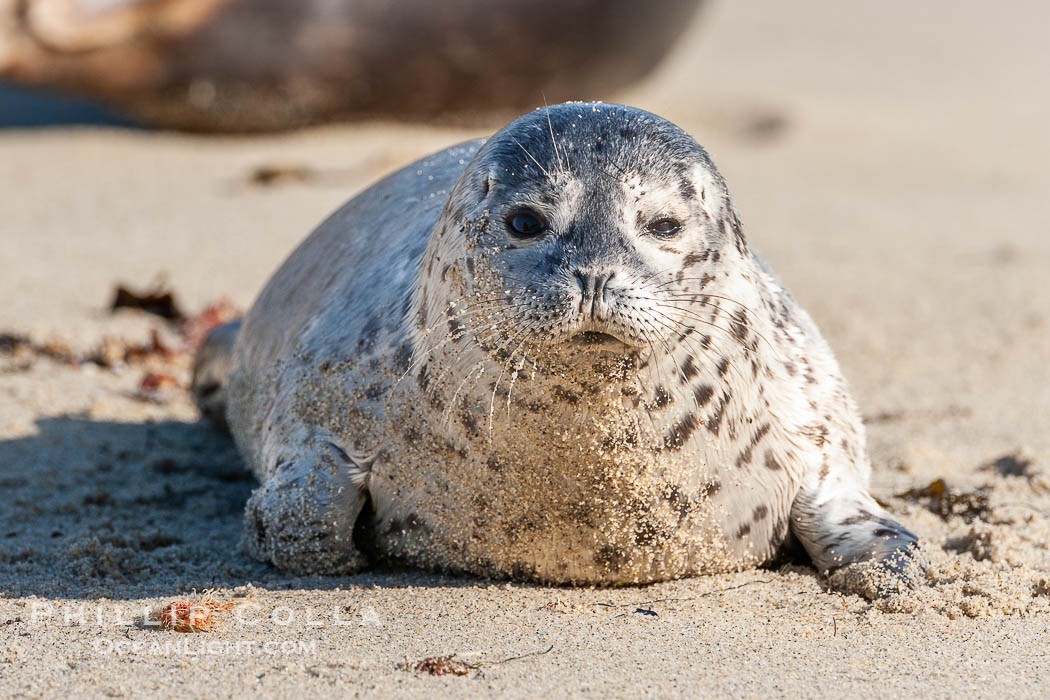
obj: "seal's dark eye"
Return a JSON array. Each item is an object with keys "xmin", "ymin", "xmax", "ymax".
[
  {"xmin": 647, "ymin": 217, "xmax": 682, "ymax": 239},
  {"xmin": 507, "ymin": 209, "xmax": 547, "ymax": 238}
]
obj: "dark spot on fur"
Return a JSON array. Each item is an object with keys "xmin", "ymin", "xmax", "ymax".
[
  {"xmin": 783, "ymin": 361, "xmax": 797, "ymax": 376},
  {"xmin": 802, "ymin": 422, "xmax": 829, "ymax": 447},
  {"xmin": 465, "ymin": 257, "xmax": 475, "ymax": 275},
  {"xmin": 634, "ymin": 519, "xmax": 670, "ymax": 547},
  {"xmin": 405, "ymin": 514, "xmax": 430, "ymax": 532},
  {"xmin": 662, "ymin": 484, "xmax": 692, "ymax": 519},
  {"xmin": 447, "ymin": 317, "xmax": 465, "ymax": 340},
  {"xmin": 840, "ymin": 511, "xmax": 878, "ymax": 526},
  {"xmin": 735, "ymin": 523, "xmax": 751, "ymax": 539},
  {"xmin": 873, "ymin": 527, "xmax": 897, "ymax": 539},
  {"xmin": 567, "ymin": 500, "xmax": 600, "ymax": 529},
  {"xmin": 771, "ymin": 518, "xmax": 789, "ymax": 546},
  {"xmin": 510, "ymin": 561, "xmax": 538, "ymax": 580},
  {"xmin": 359, "ymin": 314, "xmax": 383, "ymax": 350},
  {"xmin": 680, "ymin": 354, "xmax": 700, "ymax": 382},
  {"xmin": 735, "ymin": 423, "xmax": 771, "ymax": 467},
  {"xmin": 693, "ymin": 384, "xmax": 715, "ymax": 408},
  {"xmin": 753, "ymin": 504, "xmax": 769, "ymax": 522},
  {"xmin": 682, "ymin": 250, "xmax": 710, "ymax": 268},
  {"xmin": 651, "ymin": 385, "xmax": 671, "ymax": 409},
  {"xmin": 763, "ymin": 450, "xmax": 783, "ymax": 471},
  {"xmin": 393, "ymin": 342, "xmax": 412, "ymax": 373},
  {"xmin": 726, "ymin": 212, "xmax": 747, "ymax": 256},
  {"xmin": 552, "ymin": 385, "xmax": 581, "ymax": 405},
  {"xmin": 460, "ymin": 409, "xmax": 479, "ymax": 437},
  {"xmin": 663, "ymin": 412, "xmax": 700, "ymax": 450},
  {"xmin": 717, "ymin": 357, "xmax": 730, "ymax": 377},
  {"xmin": 731, "ymin": 309, "xmax": 749, "ymax": 341},
  {"xmin": 699, "ymin": 334, "xmax": 712, "ymax": 349},
  {"xmin": 703, "ymin": 478, "xmax": 722, "ymax": 497},
  {"xmin": 594, "ymin": 544, "xmax": 629, "ymax": 573},
  {"xmin": 706, "ymin": 393, "xmax": 729, "ymax": 436},
  {"xmin": 818, "ymin": 460, "xmax": 830, "ymax": 482}
]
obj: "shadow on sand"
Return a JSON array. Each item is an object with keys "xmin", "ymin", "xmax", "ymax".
[
  {"xmin": 0, "ymin": 415, "xmax": 525, "ymax": 601},
  {"xmin": 0, "ymin": 83, "xmax": 138, "ymax": 129}
]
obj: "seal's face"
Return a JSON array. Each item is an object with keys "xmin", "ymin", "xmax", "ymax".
[{"xmin": 449, "ymin": 103, "xmax": 739, "ymax": 369}]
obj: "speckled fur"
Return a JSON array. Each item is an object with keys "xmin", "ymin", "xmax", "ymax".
[{"xmin": 196, "ymin": 103, "xmax": 918, "ymax": 584}]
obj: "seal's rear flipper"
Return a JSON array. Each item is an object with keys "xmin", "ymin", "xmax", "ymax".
[
  {"xmin": 191, "ymin": 319, "xmax": 242, "ymax": 433},
  {"xmin": 790, "ymin": 478, "xmax": 924, "ymax": 597}
]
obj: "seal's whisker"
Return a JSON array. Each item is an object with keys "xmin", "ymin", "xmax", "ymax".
[
  {"xmin": 505, "ymin": 345, "xmax": 531, "ymax": 420},
  {"xmin": 543, "ymin": 98, "xmax": 566, "ymax": 175},
  {"xmin": 510, "ymin": 137, "xmax": 552, "ymax": 181},
  {"xmin": 646, "ymin": 310, "xmax": 752, "ymax": 398},
  {"xmin": 648, "ymin": 302, "xmax": 747, "ymax": 349},
  {"xmin": 487, "ymin": 320, "xmax": 543, "ymax": 431},
  {"xmin": 652, "ymin": 301, "xmax": 787, "ymax": 362}
]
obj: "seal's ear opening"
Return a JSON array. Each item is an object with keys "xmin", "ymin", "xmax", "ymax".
[
  {"xmin": 480, "ymin": 170, "xmax": 499, "ymax": 199},
  {"xmin": 689, "ymin": 162, "xmax": 725, "ymax": 221}
]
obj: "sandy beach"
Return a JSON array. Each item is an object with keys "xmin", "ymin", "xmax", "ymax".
[{"xmin": 2, "ymin": 0, "xmax": 1049, "ymax": 696}]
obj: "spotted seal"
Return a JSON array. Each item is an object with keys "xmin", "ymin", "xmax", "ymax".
[{"xmin": 193, "ymin": 102, "xmax": 919, "ymax": 586}]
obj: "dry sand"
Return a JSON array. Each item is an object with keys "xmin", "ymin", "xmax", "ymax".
[{"xmin": 2, "ymin": 0, "xmax": 1049, "ymax": 696}]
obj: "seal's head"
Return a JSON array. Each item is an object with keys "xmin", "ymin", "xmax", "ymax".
[{"xmin": 428, "ymin": 102, "xmax": 750, "ymax": 375}]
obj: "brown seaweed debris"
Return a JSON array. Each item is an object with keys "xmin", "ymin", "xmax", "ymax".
[
  {"xmin": 134, "ymin": 371, "xmax": 184, "ymax": 403},
  {"xmin": 110, "ymin": 283, "xmax": 186, "ymax": 322},
  {"xmin": 410, "ymin": 655, "xmax": 474, "ymax": 677},
  {"xmin": 404, "ymin": 644, "xmax": 554, "ymax": 677},
  {"xmin": 181, "ymin": 298, "xmax": 240, "ymax": 354},
  {"xmin": 0, "ymin": 333, "xmax": 78, "ymax": 365},
  {"xmin": 95, "ymin": 329, "xmax": 182, "ymax": 368},
  {"xmin": 895, "ymin": 478, "xmax": 990, "ymax": 522},
  {"xmin": 981, "ymin": 453, "xmax": 1036, "ymax": 479},
  {"xmin": 152, "ymin": 594, "xmax": 234, "ymax": 633}
]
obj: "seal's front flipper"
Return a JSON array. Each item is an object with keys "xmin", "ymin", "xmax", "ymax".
[
  {"xmin": 790, "ymin": 477, "xmax": 922, "ymax": 595},
  {"xmin": 243, "ymin": 440, "xmax": 372, "ymax": 575}
]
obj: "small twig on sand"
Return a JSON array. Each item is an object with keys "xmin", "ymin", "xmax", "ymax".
[
  {"xmin": 407, "ymin": 644, "xmax": 554, "ymax": 676},
  {"xmin": 593, "ymin": 579, "xmax": 774, "ymax": 610}
]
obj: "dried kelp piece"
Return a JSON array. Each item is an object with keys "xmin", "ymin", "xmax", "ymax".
[
  {"xmin": 181, "ymin": 298, "xmax": 240, "ymax": 353},
  {"xmin": 895, "ymin": 478, "xmax": 990, "ymax": 522},
  {"xmin": 110, "ymin": 284, "xmax": 186, "ymax": 322},
  {"xmin": 410, "ymin": 655, "xmax": 474, "ymax": 676},
  {"xmin": 403, "ymin": 644, "xmax": 554, "ymax": 676},
  {"xmin": 0, "ymin": 333, "xmax": 30, "ymax": 354},
  {"xmin": 152, "ymin": 593, "xmax": 234, "ymax": 633},
  {"xmin": 246, "ymin": 164, "xmax": 318, "ymax": 187},
  {"xmin": 981, "ymin": 453, "xmax": 1035, "ymax": 479}
]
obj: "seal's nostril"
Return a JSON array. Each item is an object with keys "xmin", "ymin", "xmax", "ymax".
[
  {"xmin": 573, "ymin": 270, "xmax": 588, "ymax": 294},
  {"xmin": 596, "ymin": 272, "xmax": 614, "ymax": 301}
]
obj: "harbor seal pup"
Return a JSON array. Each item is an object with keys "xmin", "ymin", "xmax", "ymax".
[{"xmin": 194, "ymin": 102, "xmax": 919, "ymax": 586}]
